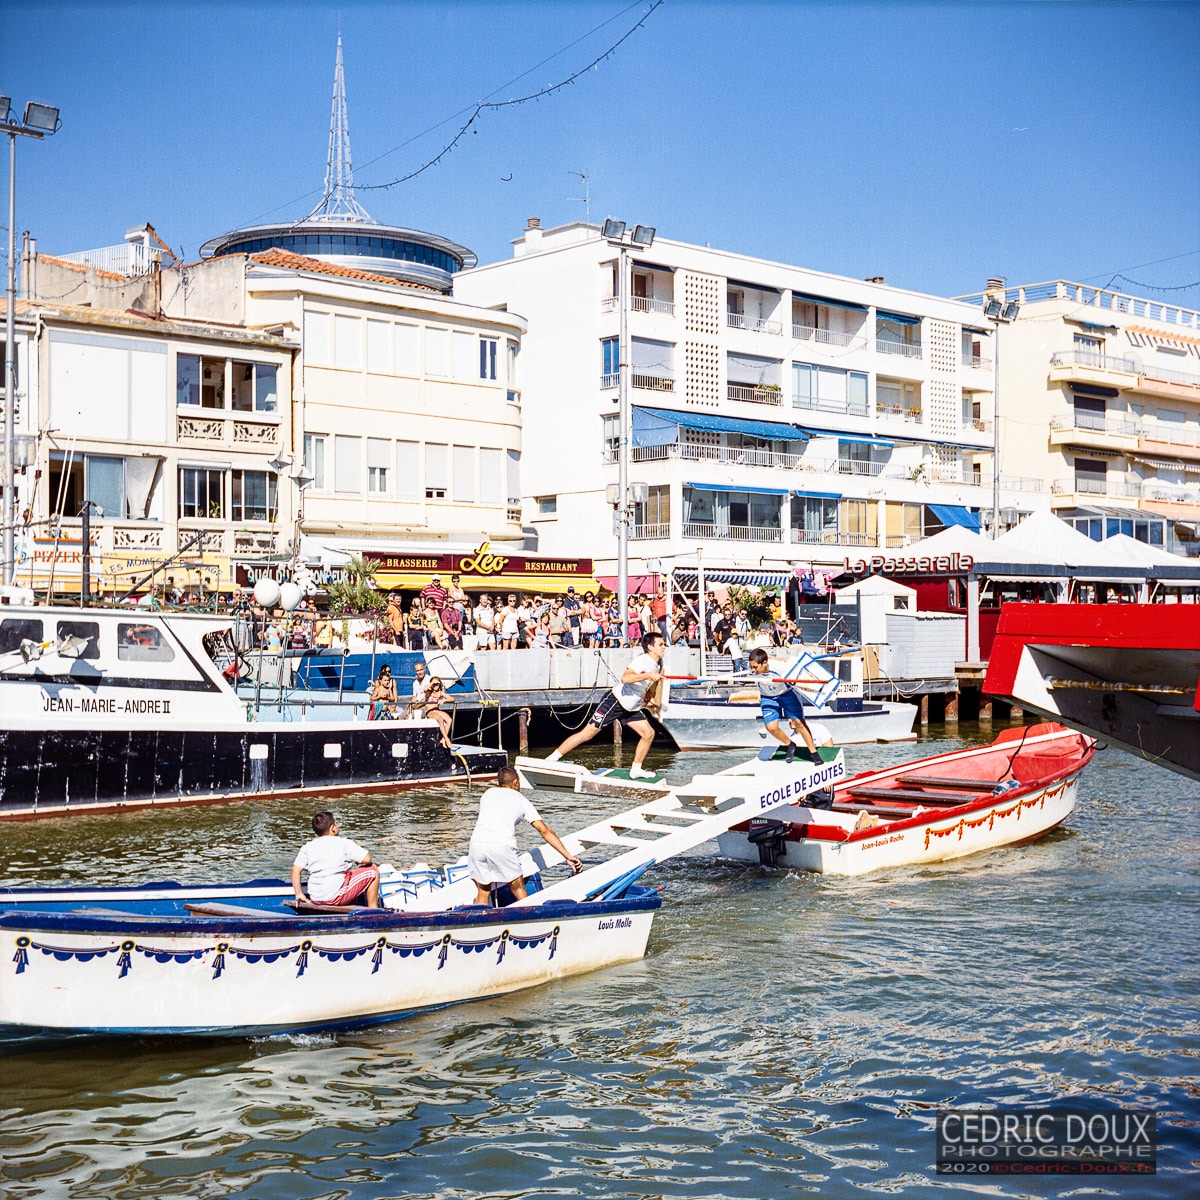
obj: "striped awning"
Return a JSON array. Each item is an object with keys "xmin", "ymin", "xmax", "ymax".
[{"xmin": 671, "ymin": 568, "xmax": 792, "ymax": 588}]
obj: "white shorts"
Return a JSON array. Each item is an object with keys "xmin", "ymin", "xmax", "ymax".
[{"xmin": 468, "ymin": 836, "xmax": 522, "ymax": 885}]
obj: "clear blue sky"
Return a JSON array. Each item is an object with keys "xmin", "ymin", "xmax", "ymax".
[{"xmin": 3, "ymin": 1, "xmax": 1198, "ymax": 303}]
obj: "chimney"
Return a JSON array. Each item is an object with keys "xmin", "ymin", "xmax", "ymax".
[
  {"xmin": 986, "ymin": 277, "xmax": 1005, "ymax": 292},
  {"xmin": 522, "ymin": 216, "xmax": 543, "ymax": 254}
]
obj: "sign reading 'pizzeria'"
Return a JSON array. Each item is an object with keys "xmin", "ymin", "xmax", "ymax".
[{"xmin": 845, "ymin": 551, "xmax": 974, "ymax": 576}]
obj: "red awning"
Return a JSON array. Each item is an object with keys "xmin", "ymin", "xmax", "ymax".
[{"xmin": 596, "ymin": 573, "xmax": 660, "ymax": 594}]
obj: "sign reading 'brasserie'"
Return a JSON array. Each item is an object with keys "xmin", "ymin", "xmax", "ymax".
[
  {"xmin": 845, "ymin": 551, "xmax": 975, "ymax": 576},
  {"xmin": 362, "ymin": 542, "xmax": 592, "ymax": 579}
]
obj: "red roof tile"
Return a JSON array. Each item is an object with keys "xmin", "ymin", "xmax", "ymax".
[{"xmin": 247, "ymin": 247, "xmax": 434, "ymax": 290}]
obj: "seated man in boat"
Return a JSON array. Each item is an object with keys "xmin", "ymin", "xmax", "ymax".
[
  {"xmin": 748, "ymin": 647, "xmax": 822, "ymax": 764},
  {"xmin": 544, "ymin": 630, "xmax": 667, "ymax": 780},
  {"xmin": 469, "ymin": 766, "xmax": 583, "ymax": 905},
  {"xmin": 292, "ymin": 811, "xmax": 381, "ymax": 908}
]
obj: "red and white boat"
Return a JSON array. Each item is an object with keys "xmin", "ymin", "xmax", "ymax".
[
  {"xmin": 985, "ymin": 602, "xmax": 1200, "ymax": 783},
  {"xmin": 717, "ymin": 724, "xmax": 1094, "ymax": 875}
]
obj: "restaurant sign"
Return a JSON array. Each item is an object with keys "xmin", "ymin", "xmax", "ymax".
[
  {"xmin": 363, "ymin": 542, "xmax": 593, "ymax": 580},
  {"xmin": 845, "ymin": 551, "xmax": 974, "ymax": 576}
]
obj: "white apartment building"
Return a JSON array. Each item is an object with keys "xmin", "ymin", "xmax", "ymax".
[
  {"xmin": 456, "ymin": 220, "xmax": 1042, "ymax": 581},
  {"xmin": 958, "ymin": 280, "xmax": 1200, "ymax": 556}
]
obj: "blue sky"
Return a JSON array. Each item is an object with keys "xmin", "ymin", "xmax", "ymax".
[{"xmin": 3, "ymin": 1, "xmax": 1198, "ymax": 303}]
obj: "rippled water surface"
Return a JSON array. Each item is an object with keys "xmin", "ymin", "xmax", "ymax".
[{"xmin": 0, "ymin": 723, "xmax": 1196, "ymax": 1198}]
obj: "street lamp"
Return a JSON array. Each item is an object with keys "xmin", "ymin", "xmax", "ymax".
[
  {"xmin": 602, "ymin": 216, "xmax": 655, "ymax": 641},
  {"xmin": 3, "ymin": 96, "xmax": 60, "ymax": 587},
  {"xmin": 983, "ymin": 283, "xmax": 1020, "ymax": 539}
]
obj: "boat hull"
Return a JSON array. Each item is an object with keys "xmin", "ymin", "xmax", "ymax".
[
  {"xmin": 0, "ymin": 885, "xmax": 659, "ymax": 1037},
  {"xmin": 660, "ymin": 699, "xmax": 917, "ymax": 749}
]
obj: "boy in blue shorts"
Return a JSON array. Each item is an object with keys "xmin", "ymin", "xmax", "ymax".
[{"xmin": 748, "ymin": 647, "xmax": 821, "ymax": 764}]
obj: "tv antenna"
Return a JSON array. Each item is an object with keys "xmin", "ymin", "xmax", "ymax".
[{"xmin": 568, "ymin": 170, "xmax": 591, "ymax": 227}]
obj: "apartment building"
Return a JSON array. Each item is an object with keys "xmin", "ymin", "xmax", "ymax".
[
  {"xmin": 963, "ymin": 280, "xmax": 1200, "ymax": 555},
  {"xmin": 455, "ymin": 219, "xmax": 1042, "ymax": 580}
]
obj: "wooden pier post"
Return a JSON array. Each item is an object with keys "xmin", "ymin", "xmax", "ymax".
[
  {"xmin": 944, "ymin": 691, "xmax": 959, "ymax": 726},
  {"xmin": 517, "ymin": 707, "xmax": 529, "ymax": 755},
  {"xmin": 979, "ymin": 698, "xmax": 993, "ymax": 724},
  {"xmin": 919, "ymin": 695, "xmax": 929, "ymax": 727},
  {"xmin": 1009, "ymin": 704, "xmax": 1024, "ymax": 723}
]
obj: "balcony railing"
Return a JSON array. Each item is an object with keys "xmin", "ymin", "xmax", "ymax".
[
  {"xmin": 601, "ymin": 372, "xmax": 619, "ymax": 389},
  {"xmin": 793, "ymin": 395, "xmax": 870, "ymax": 418},
  {"xmin": 602, "ymin": 295, "xmax": 676, "ymax": 316},
  {"xmin": 1050, "ymin": 414, "xmax": 1138, "ymax": 437},
  {"xmin": 791, "ymin": 529, "xmax": 875, "ymax": 547},
  {"xmin": 1141, "ymin": 422, "xmax": 1200, "ymax": 448},
  {"xmin": 727, "ymin": 313, "xmax": 782, "ymax": 335},
  {"xmin": 683, "ymin": 522, "xmax": 782, "ymax": 542},
  {"xmin": 792, "ymin": 324, "xmax": 865, "ymax": 350},
  {"xmin": 1050, "ymin": 349, "xmax": 1139, "ymax": 374},
  {"xmin": 962, "ymin": 354, "xmax": 992, "ymax": 369},
  {"xmin": 625, "ymin": 442, "xmax": 804, "ymax": 469},
  {"xmin": 727, "ymin": 383, "xmax": 783, "ymax": 406},
  {"xmin": 632, "ymin": 372, "xmax": 676, "ymax": 393},
  {"xmin": 631, "ymin": 523, "xmax": 671, "ymax": 540},
  {"xmin": 958, "ymin": 281, "xmax": 1200, "ymax": 332},
  {"xmin": 877, "ymin": 404, "xmax": 924, "ymax": 424},
  {"xmin": 1052, "ymin": 478, "xmax": 1143, "ymax": 498},
  {"xmin": 176, "ymin": 409, "xmax": 281, "ymax": 447},
  {"xmin": 963, "ymin": 417, "xmax": 993, "ymax": 434},
  {"xmin": 1138, "ymin": 362, "xmax": 1200, "ymax": 390},
  {"xmin": 999, "ymin": 475, "xmax": 1046, "ymax": 492},
  {"xmin": 1143, "ymin": 485, "xmax": 1200, "ymax": 505},
  {"xmin": 876, "ymin": 339, "xmax": 923, "ymax": 359}
]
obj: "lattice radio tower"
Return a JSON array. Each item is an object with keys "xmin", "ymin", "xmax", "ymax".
[{"xmin": 307, "ymin": 33, "xmax": 374, "ymax": 222}]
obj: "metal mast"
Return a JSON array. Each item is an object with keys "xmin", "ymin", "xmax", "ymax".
[{"xmin": 307, "ymin": 34, "xmax": 374, "ymax": 222}]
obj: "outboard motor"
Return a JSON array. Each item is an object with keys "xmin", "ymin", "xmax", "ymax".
[
  {"xmin": 747, "ymin": 818, "xmax": 792, "ymax": 867},
  {"xmin": 807, "ymin": 785, "xmax": 835, "ymax": 810}
]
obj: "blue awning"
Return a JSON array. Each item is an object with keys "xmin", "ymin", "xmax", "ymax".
[
  {"xmin": 928, "ymin": 504, "xmax": 981, "ymax": 531},
  {"xmin": 839, "ymin": 434, "xmax": 894, "ymax": 449},
  {"xmin": 686, "ymin": 482, "xmax": 789, "ymax": 496},
  {"xmin": 877, "ymin": 311, "xmax": 921, "ymax": 326},
  {"xmin": 1067, "ymin": 319, "xmax": 1119, "ymax": 333},
  {"xmin": 632, "ymin": 405, "xmax": 810, "ymax": 447},
  {"xmin": 794, "ymin": 489, "xmax": 842, "ymax": 500},
  {"xmin": 793, "ymin": 292, "xmax": 868, "ymax": 314}
]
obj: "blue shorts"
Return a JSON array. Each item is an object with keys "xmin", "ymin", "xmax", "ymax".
[{"xmin": 760, "ymin": 690, "xmax": 806, "ymax": 725}]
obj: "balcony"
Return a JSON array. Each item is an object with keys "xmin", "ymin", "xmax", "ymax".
[
  {"xmin": 1049, "ymin": 349, "xmax": 1140, "ymax": 389},
  {"xmin": 602, "ymin": 295, "xmax": 675, "ymax": 317},
  {"xmin": 176, "ymin": 408, "xmax": 282, "ymax": 448},
  {"xmin": 727, "ymin": 312, "xmax": 782, "ymax": 336},
  {"xmin": 633, "ymin": 372, "xmax": 676, "ymax": 393},
  {"xmin": 877, "ymin": 403, "xmax": 924, "ymax": 425},
  {"xmin": 962, "ymin": 417, "xmax": 993, "ymax": 435},
  {"xmin": 792, "ymin": 324, "xmax": 866, "ymax": 351},
  {"xmin": 999, "ymin": 475, "xmax": 1046, "ymax": 493},
  {"xmin": 1049, "ymin": 414, "xmax": 1139, "ymax": 454},
  {"xmin": 876, "ymin": 339, "xmax": 923, "ymax": 359},
  {"xmin": 1130, "ymin": 360, "xmax": 1200, "ymax": 401},
  {"xmin": 727, "ymin": 383, "xmax": 783, "ymax": 406},
  {"xmin": 631, "ymin": 523, "xmax": 671, "ymax": 540},
  {"xmin": 793, "ymin": 394, "xmax": 870, "ymax": 419},
  {"xmin": 683, "ymin": 522, "xmax": 782, "ymax": 543},
  {"xmin": 627, "ymin": 442, "xmax": 803, "ymax": 469},
  {"xmin": 962, "ymin": 353, "xmax": 992, "ymax": 370},
  {"xmin": 791, "ymin": 529, "xmax": 875, "ymax": 547},
  {"xmin": 1051, "ymin": 478, "xmax": 1142, "ymax": 499}
]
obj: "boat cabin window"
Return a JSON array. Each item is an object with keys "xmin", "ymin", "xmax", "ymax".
[
  {"xmin": 117, "ymin": 623, "xmax": 175, "ymax": 663},
  {"xmin": 56, "ymin": 621, "xmax": 101, "ymax": 661},
  {"xmin": 0, "ymin": 618, "xmax": 42, "ymax": 655}
]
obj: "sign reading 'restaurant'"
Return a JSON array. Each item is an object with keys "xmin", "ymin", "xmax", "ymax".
[{"xmin": 845, "ymin": 551, "xmax": 974, "ymax": 576}]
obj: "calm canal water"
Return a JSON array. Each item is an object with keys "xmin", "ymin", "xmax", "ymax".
[{"xmin": 0, "ymin": 722, "xmax": 1196, "ymax": 1199}]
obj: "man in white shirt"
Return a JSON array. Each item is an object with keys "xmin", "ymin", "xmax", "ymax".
[
  {"xmin": 545, "ymin": 630, "xmax": 666, "ymax": 779},
  {"xmin": 473, "ymin": 594, "xmax": 496, "ymax": 649},
  {"xmin": 469, "ymin": 766, "xmax": 582, "ymax": 904},
  {"xmin": 291, "ymin": 811, "xmax": 380, "ymax": 907}
]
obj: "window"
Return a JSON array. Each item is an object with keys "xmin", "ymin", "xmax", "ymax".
[
  {"xmin": 198, "ymin": 357, "xmax": 226, "ymax": 408},
  {"xmin": 426, "ymin": 443, "xmax": 448, "ymax": 499},
  {"xmin": 334, "ymin": 316, "xmax": 362, "ymax": 368},
  {"xmin": 601, "ymin": 337, "xmax": 619, "ymax": 386},
  {"xmin": 602, "ymin": 414, "xmax": 620, "ymax": 463},
  {"xmin": 57, "ymin": 620, "xmax": 101, "ymax": 661},
  {"xmin": 1074, "ymin": 457, "xmax": 1107, "ymax": 494},
  {"xmin": 304, "ymin": 434, "xmax": 327, "ymax": 490},
  {"xmin": 791, "ymin": 494, "xmax": 838, "ymax": 537},
  {"xmin": 425, "ymin": 328, "xmax": 450, "ymax": 377},
  {"xmin": 396, "ymin": 440, "xmax": 420, "ymax": 499},
  {"xmin": 1073, "ymin": 394, "xmax": 1106, "ymax": 430},
  {"xmin": 452, "ymin": 331, "xmax": 476, "ymax": 380},
  {"xmin": 634, "ymin": 485, "xmax": 670, "ymax": 529},
  {"xmin": 366, "ymin": 321, "xmax": 391, "ymax": 373},
  {"xmin": 334, "ymin": 435, "xmax": 362, "ymax": 494},
  {"xmin": 304, "ymin": 311, "xmax": 332, "ymax": 365},
  {"xmin": 176, "ymin": 355, "xmax": 201, "ymax": 406},
  {"xmin": 452, "ymin": 445, "xmax": 475, "ymax": 502},
  {"xmin": 877, "ymin": 379, "xmax": 920, "ymax": 416},
  {"xmin": 793, "ymin": 363, "xmax": 868, "ymax": 416},
  {"xmin": 506, "ymin": 341, "xmax": 519, "ymax": 395},
  {"xmin": 231, "ymin": 362, "xmax": 277, "ymax": 413},
  {"xmin": 87, "ymin": 455, "xmax": 126, "ymax": 519},
  {"xmin": 480, "ymin": 448, "xmax": 504, "ymax": 505},
  {"xmin": 231, "ymin": 471, "xmax": 278, "ymax": 522},
  {"xmin": 117, "ymin": 623, "xmax": 175, "ymax": 663},
  {"xmin": 506, "ymin": 449, "xmax": 520, "ymax": 505},
  {"xmin": 180, "ymin": 467, "xmax": 225, "ymax": 519},
  {"xmin": 394, "ymin": 324, "xmax": 419, "ymax": 374},
  {"xmin": 480, "ymin": 337, "xmax": 498, "ymax": 380},
  {"xmin": 536, "ymin": 495, "xmax": 557, "ymax": 515},
  {"xmin": 841, "ymin": 499, "xmax": 876, "ymax": 535},
  {"xmin": 367, "ymin": 438, "xmax": 390, "ymax": 495},
  {"xmin": 0, "ymin": 618, "xmax": 42, "ymax": 654}
]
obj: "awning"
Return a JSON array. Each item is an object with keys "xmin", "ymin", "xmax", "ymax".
[
  {"xmin": 1070, "ymin": 383, "xmax": 1120, "ymax": 399},
  {"xmin": 877, "ymin": 311, "xmax": 921, "ymax": 326},
  {"xmin": 596, "ymin": 573, "xmax": 659, "ymax": 594},
  {"xmin": 1066, "ymin": 318, "xmax": 1120, "ymax": 333},
  {"xmin": 839, "ymin": 434, "xmax": 894, "ymax": 449},
  {"xmin": 632, "ymin": 405, "xmax": 810, "ymax": 447},
  {"xmin": 793, "ymin": 292, "xmax": 868, "ymax": 314},
  {"xmin": 672, "ymin": 568, "xmax": 791, "ymax": 588},
  {"xmin": 928, "ymin": 504, "xmax": 982, "ymax": 531},
  {"xmin": 794, "ymin": 489, "xmax": 842, "ymax": 500},
  {"xmin": 685, "ymin": 482, "xmax": 789, "ymax": 496},
  {"xmin": 1129, "ymin": 453, "xmax": 1187, "ymax": 471},
  {"xmin": 371, "ymin": 568, "xmax": 602, "ymax": 595}
]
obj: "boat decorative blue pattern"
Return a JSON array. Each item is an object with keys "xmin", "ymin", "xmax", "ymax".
[{"xmin": 14, "ymin": 924, "xmax": 563, "ymax": 980}]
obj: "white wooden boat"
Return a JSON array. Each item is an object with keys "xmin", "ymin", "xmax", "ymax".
[
  {"xmin": 0, "ymin": 605, "xmax": 504, "ymax": 818},
  {"xmin": 716, "ymin": 724, "xmax": 1093, "ymax": 875},
  {"xmin": 513, "ymin": 757, "xmax": 671, "ymax": 799},
  {"xmin": 0, "ymin": 754, "xmax": 840, "ymax": 1038}
]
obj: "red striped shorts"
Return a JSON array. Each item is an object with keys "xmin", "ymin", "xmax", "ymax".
[{"xmin": 326, "ymin": 865, "xmax": 377, "ymax": 905}]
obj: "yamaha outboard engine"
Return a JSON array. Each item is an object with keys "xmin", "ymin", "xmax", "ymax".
[{"xmin": 747, "ymin": 818, "xmax": 792, "ymax": 867}]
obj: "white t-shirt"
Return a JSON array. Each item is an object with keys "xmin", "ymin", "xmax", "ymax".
[
  {"xmin": 294, "ymin": 835, "xmax": 369, "ymax": 902},
  {"xmin": 614, "ymin": 652, "xmax": 661, "ymax": 712},
  {"xmin": 411, "ymin": 677, "xmax": 428, "ymax": 703},
  {"xmin": 470, "ymin": 785, "xmax": 542, "ymax": 845},
  {"xmin": 473, "ymin": 604, "xmax": 494, "ymax": 632}
]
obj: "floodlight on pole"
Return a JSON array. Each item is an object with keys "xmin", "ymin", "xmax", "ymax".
[
  {"xmin": 600, "ymin": 218, "xmax": 626, "ymax": 240},
  {"xmin": 4, "ymin": 95, "xmax": 60, "ymax": 587},
  {"xmin": 630, "ymin": 224, "xmax": 656, "ymax": 248},
  {"xmin": 983, "ymin": 283, "xmax": 1020, "ymax": 540}
]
